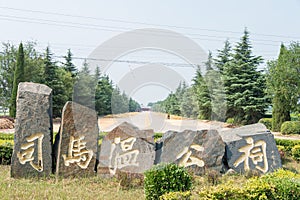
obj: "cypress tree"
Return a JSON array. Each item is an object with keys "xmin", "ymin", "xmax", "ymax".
[
  {"xmin": 9, "ymin": 42, "xmax": 25, "ymax": 117},
  {"xmin": 223, "ymin": 28, "xmax": 267, "ymax": 124}
]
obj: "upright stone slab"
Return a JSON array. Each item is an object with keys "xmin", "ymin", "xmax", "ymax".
[
  {"xmin": 54, "ymin": 101, "xmax": 99, "ymax": 177},
  {"xmin": 219, "ymin": 123, "xmax": 282, "ymax": 174},
  {"xmin": 11, "ymin": 82, "xmax": 53, "ymax": 178},
  {"xmin": 157, "ymin": 129, "xmax": 225, "ymax": 175},
  {"xmin": 98, "ymin": 122, "xmax": 155, "ymax": 175}
]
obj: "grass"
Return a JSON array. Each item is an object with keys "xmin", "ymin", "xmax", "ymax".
[
  {"xmin": 1, "ymin": 155, "xmax": 299, "ymax": 199},
  {"xmin": 0, "ymin": 165, "xmax": 144, "ymax": 200}
]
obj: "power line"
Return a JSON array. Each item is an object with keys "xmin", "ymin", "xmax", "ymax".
[
  {"xmin": 0, "ymin": 6, "xmax": 299, "ymax": 40},
  {"xmin": 0, "ymin": 15, "xmax": 286, "ymax": 47}
]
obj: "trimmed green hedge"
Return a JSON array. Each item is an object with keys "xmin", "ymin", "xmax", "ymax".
[
  {"xmin": 281, "ymin": 121, "xmax": 300, "ymax": 135},
  {"xmin": 258, "ymin": 118, "xmax": 272, "ymax": 130},
  {"xmin": 198, "ymin": 169, "xmax": 300, "ymax": 200},
  {"xmin": 0, "ymin": 133, "xmax": 14, "ymax": 140},
  {"xmin": 292, "ymin": 145, "xmax": 300, "ymax": 161},
  {"xmin": 275, "ymin": 139, "xmax": 300, "ymax": 152}
]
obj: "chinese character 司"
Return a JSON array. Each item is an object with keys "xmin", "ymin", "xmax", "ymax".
[
  {"xmin": 17, "ymin": 133, "xmax": 44, "ymax": 172},
  {"xmin": 109, "ymin": 137, "xmax": 139, "ymax": 175},
  {"xmin": 233, "ymin": 137, "xmax": 268, "ymax": 173},
  {"xmin": 176, "ymin": 144, "xmax": 205, "ymax": 168},
  {"xmin": 62, "ymin": 135, "xmax": 93, "ymax": 169}
]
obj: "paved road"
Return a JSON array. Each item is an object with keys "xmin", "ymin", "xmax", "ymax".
[{"xmin": 99, "ymin": 111, "xmax": 227, "ymax": 133}]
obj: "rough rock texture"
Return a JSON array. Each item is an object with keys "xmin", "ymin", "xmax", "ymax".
[
  {"xmin": 11, "ymin": 82, "xmax": 53, "ymax": 178},
  {"xmin": 98, "ymin": 122, "xmax": 155, "ymax": 175},
  {"xmin": 156, "ymin": 129, "xmax": 225, "ymax": 175},
  {"xmin": 54, "ymin": 101, "xmax": 99, "ymax": 177},
  {"xmin": 220, "ymin": 123, "xmax": 282, "ymax": 174}
]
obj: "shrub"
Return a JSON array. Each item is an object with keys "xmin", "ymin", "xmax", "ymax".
[
  {"xmin": 226, "ymin": 118, "xmax": 234, "ymax": 124},
  {"xmin": 275, "ymin": 139, "xmax": 300, "ymax": 152},
  {"xmin": 159, "ymin": 191, "xmax": 191, "ymax": 200},
  {"xmin": 281, "ymin": 121, "xmax": 300, "ymax": 135},
  {"xmin": 144, "ymin": 163, "xmax": 193, "ymax": 200},
  {"xmin": 0, "ymin": 142, "xmax": 13, "ymax": 165},
  {"xmin": 154, "ymin": 133, "xmax": 163, "ymax": 141},
  {"xmin": 292, "ymin": 145, "xmax": 300, "ymax": 161},
  {"xmin": 258, "ymin": 118, "xmax": 272, "ymax": 130},
  {"xmin": 198, "ymin": 169, "xmax": 300, "ymax": 200}
]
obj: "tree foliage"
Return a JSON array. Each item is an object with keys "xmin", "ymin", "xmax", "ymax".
[
  {"xmin": 266, "ymin": 43, "xmax": 300, "ymax": 131},
  {"xmin": 9, "ymin": 43, "xmax": 25, "ymax": 117}
]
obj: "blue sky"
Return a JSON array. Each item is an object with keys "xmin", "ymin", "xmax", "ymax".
[{"xmin": 0, "ymin": 0, "xmax": 299, "ymax": 105}]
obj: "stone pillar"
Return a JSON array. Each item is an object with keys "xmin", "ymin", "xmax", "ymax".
[
  {"xmin": 219, "ymin": 123, "xmax": 282, "ymax": 174},
  {"xmin": 54, "ymin": 101, "xmax": 99, "ymax": 177},
  {"xmin": 98, "ymin": 122, "xmax": 155, "ymax": 175},
  {"xmin": 156, "ymin": 129, "xmax": 225, "ymax": 175},
  {"xmin": 11, "ymin": 82, "xmax": 53, "ymax": 178}
]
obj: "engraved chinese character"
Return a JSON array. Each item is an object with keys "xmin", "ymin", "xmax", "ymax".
[
  {"xmin": 176, "ymin": 144, "xmax": 205, "ymax": 168},
  {"xmin": 233, "ymin": 137, "xmax": 268, "ymax": 173},
  {"xmin": 109, "ymin": 137, "xmax": 139, "ymax": 175},
  {"xmin": 17, "ymin": 133, "xmax": 44, "ymax": 172},
  {"xmin": 62, "ymin": 135, "xmax": 93, "ymax": 169}
]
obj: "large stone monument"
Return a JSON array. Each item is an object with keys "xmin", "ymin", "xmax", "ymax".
[
  {"xmin": 98, "ymin": 122, "xmax": 155, "ymax": 175},
  {"xmin": 11, "ymin": 82, "xmax": 53, "ymax": 178},
  {"xmin": 156, "ymin": 129, "xmax": 225, "ymax": 175},
  {"xmin": 219, "ymin": 123, "xmax": 282, "ymax": 174},
  {"xmin": 54, "ymin": 101, "xmax": 99, "ymax": 177}
]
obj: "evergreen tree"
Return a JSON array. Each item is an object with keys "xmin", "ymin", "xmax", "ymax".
[
  {"xmin": 63, "ymin": 49, "xmax": 77, "ymax": 78},
  {"xmin": 0, "ymin": 42, "xmax": 17, "ymax": 112},
  {"xmin": 73, "ymin": 60, "xmax": 95, "ymax": 110},
  {"xmin": 192, "ymin": 66, "xmax": 211, "ymax": 119},
  {"xmin": 267, "ymin": 43, "xmax": 300, "ymax": 131},
  {"xmin": 204, "ymin": 51, "xmax": 214, "ymax": 71},
  {"xmin": 214, "ymin": 40, "xmax": 231, "ymax": 73},
  {"xmin": 9, "ymin": 42, "xmax": 25, "ymax": 117},
  {"xmin": 180, "ymin": 87, "xmax": 199, "ymax": 118},
  {"xmin": 129, "ymin": 98, "xmax": 141, "ymax": 112},
  {"xmin": 95, "ymin": 67, "xmax": 114, "ymax": 115},
  {"xmin": 223, "ymin": 28, "xmax": 267, "ymax": 124}
]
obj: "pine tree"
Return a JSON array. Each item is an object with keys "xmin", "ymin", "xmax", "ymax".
[
  {"xmin": 214, "ymin": 40, "xmax": 231, "ymax": 73},
  {"xmin": 204, "ymin": 51, "xmax": 214, "ymax": 71},
  {"xmin": 223, "ymin": 28, "xmax": 267, "ymax": 124},
  {"xmin": 193, "ymin": 66, "xmax": 211, "ymax": 120},
  {"xmin": 64, "ymin": 49, "xmax": 77, "ymax": 78},
  {"xmin": 9, "ymin": 42, "xmax": 25, "ymax": 117}
]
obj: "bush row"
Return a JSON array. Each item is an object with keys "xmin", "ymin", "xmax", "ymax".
[
  {"xmin": 0, "ymin": 133, "xmax": 14, "ymax": 140},
  {"xmin": 198, "ymin": 169, "xmax": 300, "ymax": 200}
]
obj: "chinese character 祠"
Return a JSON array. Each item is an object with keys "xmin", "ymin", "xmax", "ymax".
[
  {"xmin": 233, "ymin": 137, "xmax": 268, "ymax": 173},
  {"xmin": 62, "ymin": 135, "xmax": 93, "ymax": 169},
  {"xmin": 176, "ymin": 144, "xmax": 205, "ymax": 168},
  {"xmin": 17, "ymin": 133, "xmax": 44, "ymax": 172},
  {"xmin": 109, "ymin": 137, "xmax": 139, "ymax": 175}
]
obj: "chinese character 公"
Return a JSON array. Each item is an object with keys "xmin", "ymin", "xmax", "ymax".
[
  {"xmin": 17, "ymin": 133, "xmax": 44, "ymax": 172},
  {"xmin": 176, "ymin": 144, "xmax": 205, "ymax": 168}
]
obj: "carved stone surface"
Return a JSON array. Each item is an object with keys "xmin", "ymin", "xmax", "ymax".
[
  {"xmin": 219, "ymin": 123, "xmax": 282, "ymax": 174},
  {"xmin": 156, "ymin": 129, "xmax": 225, "ymax": 175},
  {"xmin": 54, "ymin": 101, "xmax": 99, "ymax": 177},
  {"xmin": 11, "ymin": 82, "xmax": 53, "ymax": 178},
  {"xmin": 98, "ymin": 122, "xmax": 155, "ymax": 175}
]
